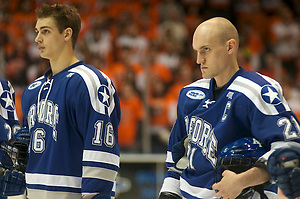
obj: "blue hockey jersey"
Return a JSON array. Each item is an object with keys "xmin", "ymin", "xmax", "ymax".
[
  {"xmin": 21, "ymin": 61, "xmax": 120, "ymax": 199},
  {"xmin": 0, "ymin": 77, "xmax": 20, "ymax": 142},
  {"xmin": 160, "ymin": 67, "xmax": 300, "ymax": 199}
]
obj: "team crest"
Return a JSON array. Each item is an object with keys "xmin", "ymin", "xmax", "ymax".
[
  {"xmin": 0, "ymin": 91, "xmax": 15, "ymax": 111},
  {"xmin": 98, "ymin": 85, "xmax": 110, "ymax": 107},
  {"xmin": 261, "ymin": 85, "xmax": 281, "ymax": 105}
]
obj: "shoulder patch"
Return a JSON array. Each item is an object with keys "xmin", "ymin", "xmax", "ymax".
[
  {"xmin": 186, "ymin": 90, "xmax": 205, "ymax": 100},
  {"xmin": 28, "ymin": 81, "xmax": 42, "ymax": 90},
  {"xmin": 261, "ymin": 85, "xmax": 281, "ymax": 105},
  {"xmin": 0, "ymin": 90, "xmax": 15, "ymax": 111},
  {"xmin": 70, "ymin": 65, "xmax": 116, "ymax": 116},
  {"xmin": 98, "ymin": 85, "xmax": 111, "ymax": 107}
]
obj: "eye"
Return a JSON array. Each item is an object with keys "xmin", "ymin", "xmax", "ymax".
[
  {"xmin": 41, "ymin": 29, "xmax": 50, "ymax": 34},
  {"xmin": 200, "ymin": 47, "xmax": 210, "ymax": 55}
]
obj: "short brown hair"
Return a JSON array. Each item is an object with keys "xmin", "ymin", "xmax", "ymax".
[{"xmin": 35, "ymin": 3, "xmax": 81, "ymax": 48}]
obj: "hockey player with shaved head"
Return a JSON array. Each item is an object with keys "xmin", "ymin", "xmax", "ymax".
[{"xmin": 159, "ymin": 17, "xmax": 300, "ymax": 199}]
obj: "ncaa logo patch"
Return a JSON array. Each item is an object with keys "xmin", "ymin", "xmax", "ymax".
[
  {"xmin": 0, "ymin": 91, "xmax": 15, "ymax": 111},
  {"xmin": 261, "ymin": 85, "xmax": 281, "ymax": 105},
  {"xmin": 186, "ymin": 90, "xmax": 205, "ymax": 100},
  {"xmin": 98, "ymin": 85, "xmax": 110, "ymax": 107}
]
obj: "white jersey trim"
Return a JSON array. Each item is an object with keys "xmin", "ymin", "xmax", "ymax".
[
  {"xmin": 26, "ymin": 188, "xmax": 81, "ymax": 199},
  {"xmin": 166, "ymin": 151, "xmax": 174, "ymax": 163},
  {"xmin": 70, "ymin": 65, "xmax": 115, "ymax": 116},
  {"xmin": 0, "ymin": 80, "xmax": 18, "ymax": 120},
  {"xmin": 99, "ymin": 70, "xmax": 116, "ymax": 116},
  {"xmin": 180, "ymin": 177, "xmax": 216, "ymax": 198},
  {"xmin": 160, "ymin": 177, "xmax": 182, "ymax": 197},
  {"xmin": 82, "ymin": 150, "xmax": 120, "ymax": 167},
  {"xmin": 82, "ymin": 166, "xmax": 117, "ymax": 182},
  {"xmin": 262, "ymin": 141, "xmax": 300, "ymax": 160},
  {"xmin": 0, "ymin": 82, "xmax": 8, "ymax": 120},
  {"xmin": 229, "ymin": 76, "xmax": 286, "ymax": 115},
  {"xmin": 257, "ymin": 73, "xmax": 291, "ymax": 111},
  {"xmin": 25, "ymin": 173, "xmax": 82, "ymax": 188},
  {"xmin": 184, "ymin": 79, "xmax": 210, "ymax": 89}
]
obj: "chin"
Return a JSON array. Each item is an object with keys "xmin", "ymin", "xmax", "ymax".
[
  {"xmin": 201, "ymin": 73, "xmax": 209, "ymax": 79},
  {"xmin": 40, "ymin": 53, "xmax": 50, "ymax": 60}
]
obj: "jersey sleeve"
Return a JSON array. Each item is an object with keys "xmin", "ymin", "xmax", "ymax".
[
  {"xmin": 68, "ymin": 70, "xmax": 120, "ymax": 197},
  {"xmin": 244, "ymin": 76, "xmax": 300, "ymax": 158},
  {"xmin": 160, "ymin": 89, "xmax": 188, "ymax": 196},
  {"xmin": 0, "ymin": 78, "xmax": 20, "ymax": 142}
]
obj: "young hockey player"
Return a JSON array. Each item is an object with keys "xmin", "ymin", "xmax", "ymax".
[{"xmin": 20, "ymin": 3, "xmax": 121, "ymax": 199}]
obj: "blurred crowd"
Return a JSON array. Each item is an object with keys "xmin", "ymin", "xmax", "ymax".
[{"xmin": 0, "ymin": 0, "xmax": 299, "ymax": 153}]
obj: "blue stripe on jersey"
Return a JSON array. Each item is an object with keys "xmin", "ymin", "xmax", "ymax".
[
  {"xmin": 26, "ymin": 184, "xmax": 81, "ymax": 193},
  {"xmin": 82, "ymin": 178, "xmax": 114, "ymax": 194},
  {"xmin": 82, "ymin": 162, "xmax": 118, "ymax": 172}
]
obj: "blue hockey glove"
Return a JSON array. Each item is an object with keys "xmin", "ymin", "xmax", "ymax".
[
  {"xmin": 0, "ymin": 170, "xmax": 26, "ymax": 196},
  {"xmin": 172, "ymin": 136, "xmax": 189, "ymax": 170},
  {"xmin": 0, "ymin": 148, "xmax": 14, "ymax": 171},
  {"xmin": 10, "ymin": 127, "xmax": 30, "ymax": 147},
  {"xmin": 267, "ymin": 146, "xmax": 300, "ymax": 199},
  {"xmin": 8, "ymin": 127, "xmax": 30, "ymax": 173}
]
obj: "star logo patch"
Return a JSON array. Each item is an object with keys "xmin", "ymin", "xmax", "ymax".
[
  {"xmin": 261, "ymin": 85, "xmax": 281, "ymax": 105},
  {"xmin": 0, "ymin": 91, "xmax": 15, "ymax": 111},
  {"xmin": 98, "ymin": 85, "xmax": 110, "ymax": 107}
]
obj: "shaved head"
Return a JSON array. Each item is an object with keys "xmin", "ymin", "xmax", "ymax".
[
  {"xmin": 192, "ymin": 17, "xmax": 240, "ymax": 86},
  {"xmin": 193, "ymin": 17, "xmax": 239, "ymax": 50}
]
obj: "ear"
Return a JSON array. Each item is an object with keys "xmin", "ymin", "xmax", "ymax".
[
  {"xmin": 64, "ymin": 27, "xmax": 73, "ymax": 42},
  {"xmin": 226, "ymin": 39, "xmax": 237, "ymax": 54}
]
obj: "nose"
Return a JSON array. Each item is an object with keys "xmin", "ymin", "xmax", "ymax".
[
  {"xmin": 196, "ymin": 52, "xmax": 205, "ymax": 65},
  {"xmin": 35, "ymin": 33, "xmax": 41, "ymax": 43}
]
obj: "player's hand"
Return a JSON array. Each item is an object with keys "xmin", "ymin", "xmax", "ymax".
[
  {"xmin": 212, "ymin": 170, "xmax": 244, "ymax": 199},
  {"xmin": 172, "ymin": 136, "xmax": 188, "ymax": 170},
  {"xmin": 0, "ymin": 169, "xmax": 26, "ymax": 196},
  {"xmin": 267, "ymin": 146, "xmax": 300, "ymax": 199}
]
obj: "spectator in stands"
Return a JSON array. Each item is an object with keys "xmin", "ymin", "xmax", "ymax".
[
  {"xmin": 271, "ymin": 5, "xmax": 300, "ymax": 79},
  {"xmin": 281, "ymin": 76, "xmax": 300, "ymax": 120},
  {"xmin": 116, "ymin": 23, "xmax": 149, "ymax": 65},
  {"xmin": 149, "ymin": 76, "xmax": 173, "ymax": 153},
  {"xmin": 85, "ymin": 18, "xmax": 112, "ymax": 65},
  {"xmin": 118, "ymin": 81, "xmax": 144, "ymax": 152}
]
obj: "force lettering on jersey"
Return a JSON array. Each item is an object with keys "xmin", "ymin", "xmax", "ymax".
[
  {"xmin": 28, "ymin": 100, "xmax": 59, "ymax": 134},
  {"xmin": 185, "ymin": 116, "xmax": 218, "ymax": 168}
]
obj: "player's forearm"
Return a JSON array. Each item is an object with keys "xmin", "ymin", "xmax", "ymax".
[{"xmin": 237, "ymin": 166, "xmax": 270, "ymax": 189}]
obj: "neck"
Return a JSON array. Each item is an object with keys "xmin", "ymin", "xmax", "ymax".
[
  {"xmin": 50, "ymin": 51, "xmax": 79, "ymax": 75},
  {"xmin": 215, "ymin": 62, "xmax": 239, "ymax": 88}
]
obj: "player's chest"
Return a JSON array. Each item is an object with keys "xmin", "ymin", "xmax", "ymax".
[{"xmin": 185, "ymin": 90, "xmax": 238, "ymax": 121}]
